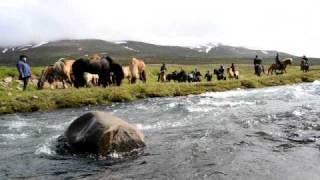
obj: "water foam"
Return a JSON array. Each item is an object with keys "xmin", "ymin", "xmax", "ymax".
[
  {"xmin": 0, "ymin": 133, "xmax": 29, "ymax": 140},
  {"xmin": 35, "ymin": 135, "xmax": 59, "ymax": 156}
]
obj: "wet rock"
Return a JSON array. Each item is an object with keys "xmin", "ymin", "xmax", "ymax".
[{"xmin": 64, "ymin": 111, "xmax": 145, "ymax": 156}]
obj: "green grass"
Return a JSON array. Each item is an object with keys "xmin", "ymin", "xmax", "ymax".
[{"xmin": 0, "ymin": 64, "xmax": 320, "ymax": 114}]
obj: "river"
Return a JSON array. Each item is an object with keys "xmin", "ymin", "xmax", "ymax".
[{"xmin": 1, "ymin": 82, "xmax": 320, "ymax": 180}]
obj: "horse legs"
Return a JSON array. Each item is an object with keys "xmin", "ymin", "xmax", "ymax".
[
  {"xmin": 131, "ymin": 77, "xmax": 137, "ymax": 84},
  {"xmin": 140, "ymin": 70, "xmax": 146, "ymax": 83}
]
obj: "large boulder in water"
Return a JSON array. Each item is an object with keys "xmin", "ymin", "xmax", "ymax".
[{"xmin": 64, "ymin": 111, "xmax": 145, "ymax": 155}]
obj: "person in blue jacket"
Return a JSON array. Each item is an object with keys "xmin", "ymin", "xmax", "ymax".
[{"xmin": 16, "ymin": 55, "xmax": 31, "ymax": 90}]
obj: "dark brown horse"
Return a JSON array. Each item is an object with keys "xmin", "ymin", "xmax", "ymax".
[
  {"xmin": 72, "ymin": 56, "xmax": 124, "ymax": 88},
  {"xmin": 268, "ymin": 58, "xmax": 293, "ymax": 75}
]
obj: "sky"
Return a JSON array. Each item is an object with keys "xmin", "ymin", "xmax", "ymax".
[{"xmin": 0, "ymin": 0, "xmax": 320, "ymax": 57}]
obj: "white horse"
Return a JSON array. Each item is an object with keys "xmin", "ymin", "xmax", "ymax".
[{"xmin": 83, "ymin": 72, "xmax": 99, "ymax": 87}]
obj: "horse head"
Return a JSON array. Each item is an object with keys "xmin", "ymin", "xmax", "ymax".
[
  {"xmin": 37, "ymin": 66, "xmax": 50, "ymax": 89},
  {"xmin": 282, "ymin": 58, "xmax": 293, "ymax": 66}
]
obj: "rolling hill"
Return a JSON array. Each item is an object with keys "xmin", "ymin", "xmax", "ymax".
[{"xmin": 0, "ymin": 39, "xmax": 307, "ymax": 66}]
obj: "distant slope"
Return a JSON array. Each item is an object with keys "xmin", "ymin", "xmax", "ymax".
[{"xmin": 0, "ymin": 39, "xmax": 306, "ymax": 66}]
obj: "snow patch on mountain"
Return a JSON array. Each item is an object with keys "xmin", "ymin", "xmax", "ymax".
[
  {"xmin": 124, "ymin": 46, "xmax": 139, "ymax": 52},
  {"xmin": 114, "ymin": 41, "xmax": 127, "ymax": 44},
  {"xmin": 20, "ymin": 48, "xmax": 29, "ymax": 51},
  {"xmin": 189, "ymin": 42, "xmax": 218, "ymax": 53},
  {"xmin": 32, "ymin": 41, "xmax": 48, "ymax": 48},
  {"xmin": 261, "ymin": 50, "xmax": 269, "ymax": 54},
  {"xmin": 2, "ymin": 48, "xmax": 8, "ymax": 53}
]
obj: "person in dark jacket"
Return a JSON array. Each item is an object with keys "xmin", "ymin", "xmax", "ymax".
[
  {"xmin": 16, "ymin": 55, "xmax": 31, "ymax": 90},
  {"xmin": 302, "ymin": 55, "xmax": 309, "ymax": 64},
  {"xmin": 204, "ymin": 70, "xmax": 212, "ymax": 82},
  {"xmin": 218, "ymin": 65, "xmax": 225, "ymax": 74},
  {"xmin": 275, "ymin": 52, "xmax": 282, "ymax": 69},
  {"xmin": 253, "ymin": 55, "xmax": 263, "ymax": 75}
]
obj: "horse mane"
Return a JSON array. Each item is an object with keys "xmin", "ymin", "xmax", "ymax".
[{"xmin": 105, "ymin": 56, "xmax": 114, "ymax": 64}]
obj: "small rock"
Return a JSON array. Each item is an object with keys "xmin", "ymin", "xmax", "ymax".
[
  {"xmin": 16, "ymin": 87, "xmax": 22, "ymax": 90},
  {"xmin": 3, "ymin": 77, "xmax": 13, "ymax": 83},
  {"xmin": 31, "ymin": 79, "xmax": 39, "ymax": 86},
  {"xmin": 32, "ymin": 95, "xmax": 39, "ymax": 99},
  {"xmin": 7, "ymin": 92, "xmax": 12, "ymax": 96}
]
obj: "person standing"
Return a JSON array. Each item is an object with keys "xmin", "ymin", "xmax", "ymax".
[
  {"xmin": 204, "ymin": 70, "xmax": 212, "ymax": 82},
  {"xmin": 275, "ymin": 52, "xmax": 281, "ymax": 69},
  {"xmin": 16, "ymin": 55, "xmax": 31, "ymax": 91},
  {"xmin": 302, "ymin": 55, "xmax": 309, "ymax": 64},
  {"xmin": 158, "ymin": 63, "xmax": 167, "ymax": 82}
]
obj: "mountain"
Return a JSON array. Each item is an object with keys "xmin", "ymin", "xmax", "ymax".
[{"xmin": 0, "ymin": 39, "xmax": 297, "ymax": 66}]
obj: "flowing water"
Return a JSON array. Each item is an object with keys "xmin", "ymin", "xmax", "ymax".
[{"xmin": 1, "ymin": 82, "xmax": 320, "ymax": 180}]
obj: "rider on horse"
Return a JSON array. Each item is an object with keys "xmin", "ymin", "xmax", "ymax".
[
  {"xmin": 193, "ymin": 68, "xmax": 202, "ymax": 82},
  {"xmin": 231, "ymin": 63, "xmax": 237, "ymax": 77},
  {"xmin": 275, "ymin": 52, "xmax": 282, "ymax": 70},
  {"xmin": 219, "ymin": 65, "xmax": 225, "ymax": 75},
  {"xmin": 254, "ymin": 55, "xmax": 263, "ymax": 75},
  {"xmin": 254, "ymin": 55, "xmax": 262, "ymax": 65},
  {"xmin": 302, "ymin": 55, "xmax": 309, "ymax": 64}
]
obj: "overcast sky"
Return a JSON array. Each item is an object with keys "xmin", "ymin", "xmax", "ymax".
[{"xmin": 0, "ymin": 0, "xmax": 319, "ymax": 57}]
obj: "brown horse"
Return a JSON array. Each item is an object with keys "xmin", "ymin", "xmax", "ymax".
[
  {"xmin": 130, "ymin": 58, "xmax": 146, "ymax": 83},
  {"xmin": 268, "ymin": 58, "xmax": 293, "ymax": 75},
  {"xmin": 37, "ymin": 58, "xmax": 75, "ymax": 89},
  {"xmin": 227, "ymin": 68, "xmax": 239, "ymax": 79},
  {"xmin": 37, "ymin": 66, "xmax": 64, "ymax": 89}
]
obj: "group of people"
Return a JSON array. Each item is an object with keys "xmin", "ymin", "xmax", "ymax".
[
  {"xmin": 160, "ymin": 63, "xmax": 235, "ymax": 82},
  {"xmin": 15, "ymin": 52, "xmax": 311, "ymax": 90}
]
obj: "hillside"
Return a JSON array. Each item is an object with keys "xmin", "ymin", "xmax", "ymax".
[{"xmin": 0, "ymin": 39, "xmax": 307, "ymax": 66}]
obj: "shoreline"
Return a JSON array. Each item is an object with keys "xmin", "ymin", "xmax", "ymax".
[{"xmin": 1, "ymin": 70, "xmax": 319, "ymax": 115}]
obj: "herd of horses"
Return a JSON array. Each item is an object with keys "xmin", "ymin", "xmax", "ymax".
[
  {"xmin": 37, "ymin": 56, "xmax": 305, "ymax": 89},
  {"xmin": 37, "ymin": 54, "xmax": 146, "ymax": 89}
]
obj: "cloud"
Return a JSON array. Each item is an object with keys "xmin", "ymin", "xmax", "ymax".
[{"xmin": 0, "ymin": 0, "xmax": 320, "ymax": 57}]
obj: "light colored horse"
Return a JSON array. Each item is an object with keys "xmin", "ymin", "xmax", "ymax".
[
  {"xmin": 227, "ymin": 68, "xmax": 239, "ymax": 79},
  {"xmin": 130, "ymin": 58, "xmax": 146, "ymax": 83},
  {"xmin": 268, "ymin": 58, "xmax": 293, "ymax": 75},
  {"xmin": 83, "ymin": 72, "xmax": 99, "ymax": 87},
  {"xmin": 37, "ymin": 58, "xmax": 75, "ymax": 89},
  {"xmin": 122, "ymin": 66, "xmax": 132, "ymax": 83}
]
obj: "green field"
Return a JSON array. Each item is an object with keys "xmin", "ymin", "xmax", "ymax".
[{"xmin": 0, "ymin": 64, "xmax": 320, "ymax": 114}]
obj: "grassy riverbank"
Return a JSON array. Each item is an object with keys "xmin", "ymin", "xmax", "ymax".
[{"xmin": 0, "ymin": 64, "xmax": 320, "ymax": 114}]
